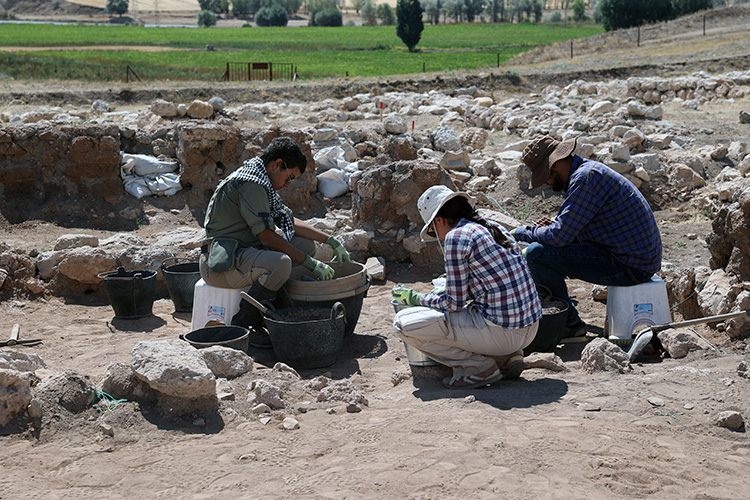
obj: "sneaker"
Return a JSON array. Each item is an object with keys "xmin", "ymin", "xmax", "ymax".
[
  {"xmin": 441, "ymin": 362, "xmax": 503, "ymax": 390},
  {"xmin": 501, "ymin": 355, "xmax": 525, "ymax": 380}
]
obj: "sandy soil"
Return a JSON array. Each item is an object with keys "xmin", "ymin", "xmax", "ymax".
[{"xmin": 2, "ymin": 10, "xmax": 750, "ymax": 500}]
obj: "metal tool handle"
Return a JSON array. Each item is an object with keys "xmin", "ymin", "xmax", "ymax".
[
  {"xmin": 240, "ymin": 291, "xmax": 281, "ymax": 321},
  {"xmin": 650, "ymin": 309, "xmax": 750, "ymax": 333}
]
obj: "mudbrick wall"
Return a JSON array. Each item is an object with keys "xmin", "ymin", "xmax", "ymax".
[{"xmin": 0, "ymin": 123, "xmax": 315, "ymax": 229}]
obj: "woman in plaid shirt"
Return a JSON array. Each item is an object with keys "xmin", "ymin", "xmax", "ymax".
[{"xmin": 393, "ymin": 185, "xmax": 543, "ymax": 390}]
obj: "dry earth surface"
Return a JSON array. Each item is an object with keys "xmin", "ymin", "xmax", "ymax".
[{"xmin": 1, "ymin": 12, "xmax": 750, "ymax": 500}]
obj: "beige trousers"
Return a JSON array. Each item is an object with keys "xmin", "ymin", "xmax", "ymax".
[
  {"xmin": 393, "ymin": 305, "xmax": 539, "ymax": 377},
  {"xmin": 199, "ymin": 236, "xmax": 316, "ymax": 291}
]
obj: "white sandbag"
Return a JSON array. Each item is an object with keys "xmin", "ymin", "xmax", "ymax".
[
  {"xmin": 317, "ymin": 168, "xmax": 350, "ymax": 198},
  {"xmin": 314, "ymin": 146, "xmax": 346, "ymax": 172},
  {"xmin": 122, "ymin": 172, "xmax": 182, "ymax": 199},
  {"xmin": 121, "ymin": 153, "xmax": 178, "ymax": 176}
]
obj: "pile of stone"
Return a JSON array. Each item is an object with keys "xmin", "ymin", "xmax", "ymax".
[{"xmin": 0, "ymin": 339, "xmax": 368, "ymax": 432}]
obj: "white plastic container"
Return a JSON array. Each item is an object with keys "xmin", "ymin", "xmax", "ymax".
[
  {"xmin": 190, "ymin": 279, "xmax": 249, "ymax": 331},
  {"xmin": 606, "ymin": 276, "xmax": 671, "ymax": 340},
  {"xmin": 391, "ymin": 300, "xmax": 439, "ymax": 366}
]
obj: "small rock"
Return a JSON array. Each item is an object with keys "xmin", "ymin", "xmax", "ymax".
[
  {"xmin": 391, "ymin": 371, "xmax": 411, "ymax": 386},
  {"xmin": 591, "ymin": 285, "xmax": 608, "ymax": 302},
  {"xmin": 738, "ymin": 361, "xmax": 749, "ymax": 379},
  {"xmin": 366, "ymin": 256, "xmax": 386, "ymax": 281},
  {"xmin": 252, "ymin": 403, "xmax": 271, "ymax": 414},
  {"xmin": 99, "ymin": 422, "xmax": 115, "ymax": 437},
  {"xmin": 259, "ymin": 416, "xmax": 272, "ymax": 425},
  {"xmin": 648, "ymin": 397, "xmax": 665, "ymax": 407},
  {"xmin": 27, "ymin": 399, "xmax": 42, "ymax": 419},
  {"xmin": 464, "ymin": 395, "xmax": 476, "ymax": 404},
  {"xmin": 208, "ymin": 96, "xmax": 226, "ymax": 111},
  {"xmin": 193, "ymin": 418, "xmax": 206, "ymax": 427},
  {"xmin": 346, "ymin": 401, "xmax": 362, "ymax": 413},
  {"xmin": 282, "ymin": 417, "xmax": 300, "ymax": 430},
  {"xmin": 326, "ymin": 408, "xmax": 337, "ymax": 414},
  {"xmin": 579, "ymin": 403, "xmax": 601, "ymax": 412},
  {"xmin": 739, "ymin": 110, "xmax": 750, "ymax": 124},
  {"xmin": 523, "ymin": 352, "xmax": 566, "ymax": 372},
  {"xmin": 684, "ymin": 403, "xmax": 695, "ymax": 410},
  {"xmin": 273, "ymin": 362, "xmax": 301, "ymax": 379},
  {"xmin": 715, "ymin": 410, "xmax": 744, "ymax": 431}
]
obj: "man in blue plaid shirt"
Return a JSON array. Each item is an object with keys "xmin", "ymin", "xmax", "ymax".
[{"xmin": 512, "ymin": 135, "xmax": 662, "ymax": 336}]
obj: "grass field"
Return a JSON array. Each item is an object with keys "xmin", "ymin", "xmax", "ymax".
[{"xmin": 0, "ymin": 22, "xmax": 603, "ymax": 81}]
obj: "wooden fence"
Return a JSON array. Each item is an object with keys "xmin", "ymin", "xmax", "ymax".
[{"xmin": 222, "ymin": 62, "xmax": 296, "ymax": 82}]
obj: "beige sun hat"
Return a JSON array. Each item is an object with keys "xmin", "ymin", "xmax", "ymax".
[
  {"xmin": 522, "ymin": 135, "xmax": 578, "ymax": 189},
  {"xmin": 417, "ymin": 185, "xmax": 475, "ymax": 242}
]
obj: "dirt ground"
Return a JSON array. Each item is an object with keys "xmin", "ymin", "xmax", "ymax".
[{"xmin": 2, "ymin": 13, "xmax": 750, "ymax": 500}]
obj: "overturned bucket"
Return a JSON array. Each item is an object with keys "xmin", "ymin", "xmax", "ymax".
[
  {"xmin": 98, "ymin": 267, "xmax": 157, "ymax": 319},
  {"xmin": 161, "ymin": 258, "xmax": 201, "ymax": 313}
]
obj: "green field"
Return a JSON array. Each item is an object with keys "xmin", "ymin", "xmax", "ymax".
[{"xmin": 0, "ymin": 22, "xmax": 603, "ymax": 81}]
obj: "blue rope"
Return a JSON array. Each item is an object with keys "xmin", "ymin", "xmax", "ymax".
[{"xmin": 92, "ymin": 388, "xmax": 128, "ymax": 413}]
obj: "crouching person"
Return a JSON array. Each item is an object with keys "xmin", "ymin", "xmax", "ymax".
[
  {"xmin": 393, "ymin": 185, "xmax": 542, "ymax": 389},
  {"xmin": 200, "ymin": 137, "xmax": 350, "ymax": 348}
]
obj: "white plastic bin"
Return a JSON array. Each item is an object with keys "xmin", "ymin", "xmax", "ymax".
[
  {"xmin": 606, "ymin": 276, "xmax": 671, "ymax": 340},
  {"xmin": 190, "ymin": 279, "xmax": 249, "ymax": 332}
]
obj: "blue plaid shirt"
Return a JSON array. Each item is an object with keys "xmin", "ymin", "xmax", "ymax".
[
  {"xmin": 421, "ymin": 219, "xmax": 542, "ymax": 329},
  {"xmin": 514, "ymin": 156, "xmax": 662, "ymax": 273}
]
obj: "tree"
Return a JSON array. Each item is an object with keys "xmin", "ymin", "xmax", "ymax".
[
  {"xmin": 232, "ymin": 0, "xmax": 251, "ymax": 17},
  {"xmin": 572, "ymin": 0, "xmax": 584, "ymax": 20},
  {"xmin": 360, "ymin": 0, "xmax": 376, "ymax": 24},
  {"xmin": 464, "ymin": 0, "xmax": 485, "ymax": 22},
  {"xmin": 105, "ymin": 0, "xmax": 128, "ymax": 17},
  {"xmin": 351, "ymin": 0, "xmax": 366, "ymax": 12},
  {"xmin": 197, "ymin": 9, "xmax": 217, "ymax": 26},
  {"xmin": 672, "ymin": 0, "xmax": 712, "ymax": 16},
  {"xmin": 255, "ymin": 3, "xmax": 288, "ymax": 25},
  {"xmin": 376, "ymin": 2, "xmax": 395, "ymax": 24},
  {"xmin": 599, "ymin": 0, "xmax": 673, "ymax": 31},
  {"xmin": 311, "ymin": 6, "xmax": 343, "ymax": 24},
  {"xmin": 396, "ymin": 0, "xmax": 424, "ymax": 51},
  {"xmin": 421, "ymin": 0, "xmax": 442, "ymax": 23},
  {"xmin": 485, "ymin": 0, "xmax": 505, "ymax": 23}
]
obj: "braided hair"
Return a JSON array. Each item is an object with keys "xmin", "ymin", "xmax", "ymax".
[{"xmin": 437, "ymin": 196, "xmax": 513, "ymax": 249}]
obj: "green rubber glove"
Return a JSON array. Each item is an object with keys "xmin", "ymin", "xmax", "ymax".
[
  {"xmin": 509, "ymin": 227, "xmax": 519, "ymax": 240},
  {"xmin": 326, "ymin": 236, "xmax": 351, "ymax": 266},
  {"xmin": 302, "ymin": 255, "xmax": 335, "ymax": 281},
  {"xmin": 392, "ymin": 286, "xmax": 424, "ymax": 306}
]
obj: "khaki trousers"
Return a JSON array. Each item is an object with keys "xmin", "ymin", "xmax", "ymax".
[
  {"xmin": 393, "ymin": 305, "xmax": 539, "ymax": 377},
  {"xmin": 199, "ymin": 236, "xmax": 316, "ymax": 292}
]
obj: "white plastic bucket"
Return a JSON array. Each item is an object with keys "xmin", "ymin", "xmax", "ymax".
[
  {"xmin": 190, "ymin": 279, "xmax": 249, "ymax": 331},
  {"xmin": 391, "ymin": 300, "xmax": 440, "ymax": 366},
  {"xmin": 606, "ymin": 276, "xmax": 671, "ymax": 340}
]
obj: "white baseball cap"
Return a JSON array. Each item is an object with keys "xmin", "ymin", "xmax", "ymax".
[{"xmin": 417, "ymin": 185, "xmax": 475, "ymax": 242}]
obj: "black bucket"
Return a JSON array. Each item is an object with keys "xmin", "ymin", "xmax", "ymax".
[
  {"xmin": 161, "ymin": 258, "xmax": 201, "ymax": 313},
  {"xmin": 282, "ymin": 262, "xmax": 370, "ymax": 338},
  {"xmin": 523, "ymin": 286, "xmax": 569, "ymax": 355},
  {"xmin": 265, "ymin": 302, "xmax": 346, "ymax": 370},
  {"xmin": 181, "ymin": 325, "xmax": 250, "ymax": 353},
  {"xmin": 98, "ymin": 267, "xmax": 157, "ymax": 319}
]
